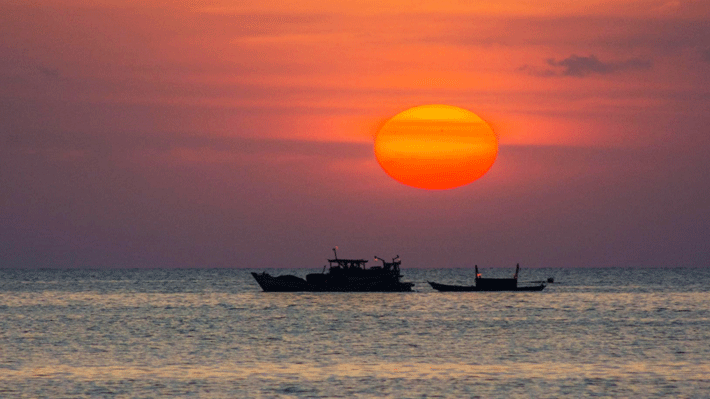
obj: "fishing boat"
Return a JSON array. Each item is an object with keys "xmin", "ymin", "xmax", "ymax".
[
  {"xmin": 428, "ymin": 264, "xmax": 546, "ymax": 292},
  {"xmin": 251, "ymin": 248, "xmax": 415, "ymax": 292}
]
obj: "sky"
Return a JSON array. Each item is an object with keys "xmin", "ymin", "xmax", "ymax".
[{"xmin": 1, "ymin": 0, "xmax": 709, "ymax": 268}]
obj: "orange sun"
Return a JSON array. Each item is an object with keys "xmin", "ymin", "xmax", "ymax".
[{"xmin": 374, "ymin": 104, "xmax": 498, "ymax": 190}]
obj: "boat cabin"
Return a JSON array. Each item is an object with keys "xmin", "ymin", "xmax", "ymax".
[
  {"xmin": 327, "ymin": 258, "xmax": 369, "ymax": 271},
  {"xmin": 474, "ymin": 264, "xmax": 519, "ymax": 290}
]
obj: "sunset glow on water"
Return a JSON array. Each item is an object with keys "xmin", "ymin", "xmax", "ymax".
[{"xmin": 2, "ymin": 268, "xmax": 709, "ymax": 397}]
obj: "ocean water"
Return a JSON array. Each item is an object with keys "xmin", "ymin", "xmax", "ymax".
[{"xmin": 1, "ymin": 267, "xmax": 708, "ymax": 398}]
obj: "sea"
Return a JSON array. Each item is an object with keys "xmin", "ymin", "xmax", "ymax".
[{"xmin": 1, "ymin": 267, "xmax": 708, "ymax": 398}]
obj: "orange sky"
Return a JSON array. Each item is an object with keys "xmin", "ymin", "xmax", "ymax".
[{"xmin": 1, "ymin": 0, "xmax": 709, "ymax": 268}]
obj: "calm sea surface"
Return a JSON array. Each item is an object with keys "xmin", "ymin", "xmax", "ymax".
[{"xmin": 1, "ymin": 267, "xmax": 708, "ymax": 398}]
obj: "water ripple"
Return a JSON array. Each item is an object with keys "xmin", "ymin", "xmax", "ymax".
[{"xmin": 0, "ymin": 268, "xmax": 709, "ymax": 397}]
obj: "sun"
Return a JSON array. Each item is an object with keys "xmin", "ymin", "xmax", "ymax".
[{"xmin": 374, "ymin": 104, "xmax": 498, "ymax": 190}]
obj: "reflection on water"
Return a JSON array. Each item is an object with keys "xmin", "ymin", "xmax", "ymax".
[{"xmin": 1, "ymin": 268, "xmax": 709, "ymax": 397}]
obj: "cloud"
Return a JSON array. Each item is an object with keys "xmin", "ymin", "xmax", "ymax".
[
  {"xmin": 37, "ymin": 66, "xmax": 61, "ymax": 79},
  {"xmin": 651, "ymin": 1, "xmax": 682, "ymax": 15},
  {"xmin": 521, "ymin": 54, "xmax": 652, "ymax": 77},
  {"xmin": 548, "ymin": 55, "xmax": 652, "ymax": 76},
  {"xmin": 0, "ymin": 129, "xmax": 372, "ymax": 164}
]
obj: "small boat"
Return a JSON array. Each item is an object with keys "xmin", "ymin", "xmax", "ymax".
[
  {"xmin": 428, "ymin": 264, "xmax": 546, "ymax": 292},
  {"xmin": 252, "ymin": 248, "xmax": 415, "ymax": 292}
]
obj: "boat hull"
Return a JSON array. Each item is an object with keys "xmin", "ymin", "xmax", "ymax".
[
  {"xmin": 252, "ymin": 272, "xmax": 414, "ymax": 292},
  {"xmin": 428, "ymin": 281, "xmax": 546, "ymax": 292}
]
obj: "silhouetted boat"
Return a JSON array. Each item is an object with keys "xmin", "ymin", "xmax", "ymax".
[
  {"xmin": 428, "ymin": 264, "xmax": 546, "ymax": 292},
  {"xmin": 252, "ymin": 248, "xmax": 415, "ymax": 292}
]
